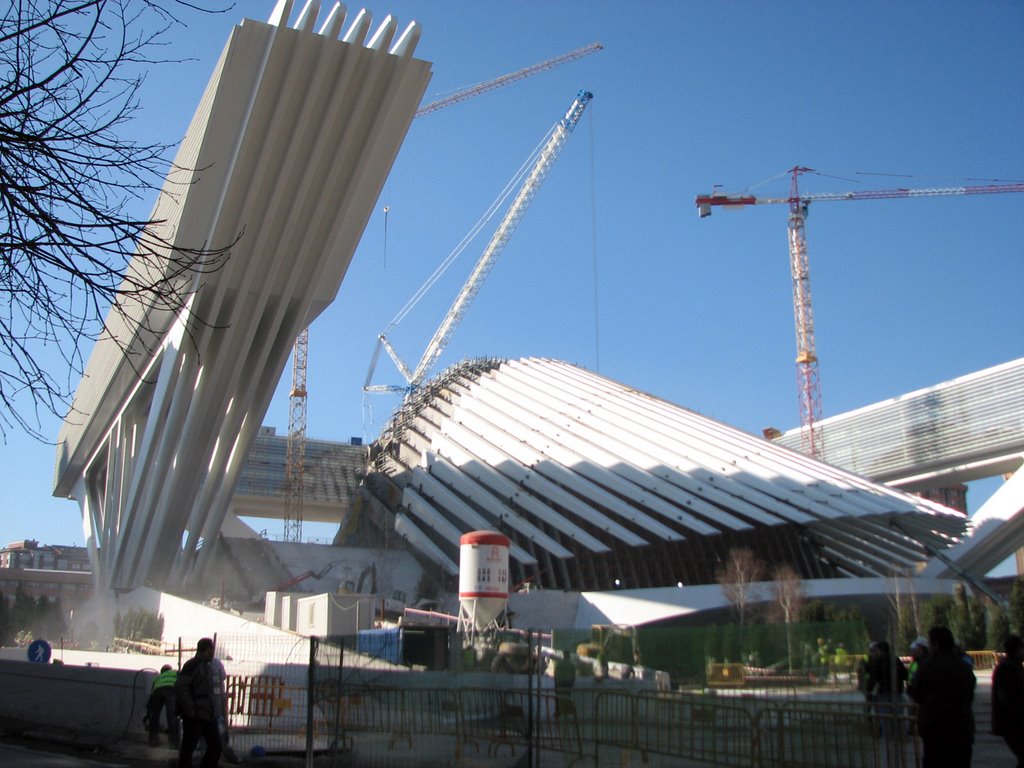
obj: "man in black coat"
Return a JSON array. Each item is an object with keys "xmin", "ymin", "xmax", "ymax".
[
  {"xmin": 909, "ymin": 626, "xmax": 976, "ymax": 768},
  {"xmin": 993, "ymin": 634, "xmax": 1024, "ymax": 767},
  {"xmin": 176, "ymin": 637, "xmax": 222, "ymax": 768}
]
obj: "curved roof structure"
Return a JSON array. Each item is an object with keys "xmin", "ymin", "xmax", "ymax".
[{"xmin": 372, "ymin": 358, "xmax": 967, "ymax": 591}]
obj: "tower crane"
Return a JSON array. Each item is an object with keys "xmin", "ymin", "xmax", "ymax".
[
  {"xmin": 283, "ymin": 45, "xmax": 602, "ymax": 541},
  {"xmin": 365, "ymin": 89, "xmax": 593, "ymax": 394},
  {"xmin": 283, "ymin": 326, "xmax": 308, "ymax": 543},
  {"xmin": 695, "ymin": 167, "xmax": 1024, "ymax": 460}
]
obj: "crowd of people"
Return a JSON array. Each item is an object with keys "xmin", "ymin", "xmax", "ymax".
[{"xmin": 854, "ymin": 627, "xmax": 1024, "ymax": 768}]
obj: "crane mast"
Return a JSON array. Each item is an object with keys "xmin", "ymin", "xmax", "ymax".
[
  {"xmin": 283, "ymin": 327, "xmax": 309, "ymax": 542},
  {"xmin": 695, "ymin": 170, "xmax": 1024, "ymax": 460},
  {"xmin": 785, "ymin": 168, "xmax": 823, "ymax": 458}
]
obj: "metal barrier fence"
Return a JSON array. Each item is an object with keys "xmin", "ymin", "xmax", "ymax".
[
  {"xmin": 593, "ymin": 690, "xmax": 758, "ymax": 766},
  {"xmin": 231, "ymin": 680, "xmax": 921, "ymax": 767},
  {"xmin": 762, "ymin": 699, "xmax": 920, "ymax": 768},
  {"xmin": 155, "ymin": 633, "xmax": 933, "ymax": 767}
]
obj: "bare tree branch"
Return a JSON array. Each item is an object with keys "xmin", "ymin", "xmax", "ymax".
[
  {"xmin": 717, "ymin": 547, "xmax": 765, "ymax": 627},
  {"xmin": 0, "ymin": 0, "xmax": 234, "ymax": 440}
]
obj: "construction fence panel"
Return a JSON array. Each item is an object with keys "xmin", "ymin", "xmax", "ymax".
[
  {"xmin": 174, "ymin": 631, "xmax": 935, "ymax": 767},
  {"xmin": 593, "ymin": 690, "xmax": 758, "ymax": 767},
  {"xmin": 759, "ymin": 699, "xmax": 921, "ymax": 768},
  {"xmin": 222, "ymin": 682, "xmax": 926, "ymax": 767}
]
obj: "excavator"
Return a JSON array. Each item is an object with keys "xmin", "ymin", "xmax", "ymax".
[
  {"xmin": 269, "ymin": 560, "xmax": 343, "ymax": 592},
  {"xmin": 270, "ymin": 560, "xmax": 378, "ymax": 594}
]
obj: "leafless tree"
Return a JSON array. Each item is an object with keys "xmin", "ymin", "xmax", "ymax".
[
  {"xmin": 770, "ymin": 563, "xmax": 804, "ymax": 671},
  {"xmin": 888, "ymin": 566, "xmax": 921, "ymax": 651},
  {"xmin": 0, "ymin": 0, "xmax": 233, "ymax": 439},
  {"xmin": 717, "ymin": 546, "xmax": 765, "ymax": 627}
]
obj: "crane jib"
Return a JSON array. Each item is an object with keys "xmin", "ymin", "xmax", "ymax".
[{"xmin": 560, "ymin": 90, "xmax": 594, "ymax": 129}]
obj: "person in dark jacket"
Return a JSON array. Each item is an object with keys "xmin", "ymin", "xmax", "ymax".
[
  {"xmin": 993, "ymin": 634, "xmax": 1024, "ymax": 767},
  {"xmin": 176, "ymin": 637, "xmax": 221, "ymax": 768},
  {"xmin": 145, "ymin": 664, "xmax": 179, "ymax": 748},
  {"xmin": 909, "ymin": 626, "xmax": 976, "ymax": 768},
  {"xmin": 863, "ymin": 640, "xmax": 907, "ymax": 754}
]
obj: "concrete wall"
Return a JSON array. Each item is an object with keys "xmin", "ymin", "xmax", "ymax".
[{"xmin": 0, "ymin": 659, "xmax": 152, "ymax": 743}]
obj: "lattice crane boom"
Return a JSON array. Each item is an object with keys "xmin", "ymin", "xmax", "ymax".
[
  {"xmin": 408, "ymin": 89, "xmax": 593, "ymax": 388},
  {"xmin": 365, "ymin": 89, "xmax": 593, "ymax": 394},
  {"xmin": 695, "ymin": 168, "xmax": 1024, "ymax": 460},
  {"xmin": 414, "ymin": 42, "xmax": 601, "ymax": 118},
  {"xmin": 696, "ymin": 179, "xmax": 1024, "ymax": 212}
]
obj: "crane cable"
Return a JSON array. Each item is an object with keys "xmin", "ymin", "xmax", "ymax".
[
  {"xmin": 380, "ymin": 122, "xmax": 560, "ymax": 334},
  {"xmin": 588, "ymin": 104, "xmax": 601, "ymax": 373}
]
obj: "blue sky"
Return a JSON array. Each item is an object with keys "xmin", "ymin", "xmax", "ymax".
[{"xmin": 2, "ymin": 1, "xmax": 1022, "ymax": 573}]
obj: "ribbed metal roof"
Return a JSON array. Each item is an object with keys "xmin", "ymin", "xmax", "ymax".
[
  {"xmin": 375, "ymin": 358, "xmax": 966, "ymax": 590},
  {"xmin": 775, "ymin": 357, "xmax": 1024, "ymax": 488}
]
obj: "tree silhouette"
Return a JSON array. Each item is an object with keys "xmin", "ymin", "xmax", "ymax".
[
  {"xmin": 1, "ymin": 0, "xmax": 232, "ymax": 439},
  {"xmin": 770, "ymin": 563, "xmax": 804, "ymax": 672}
]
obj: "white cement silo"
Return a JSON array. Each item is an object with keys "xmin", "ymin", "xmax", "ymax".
[{"xmin": 457, "ymin": 530, "xmax": 510, "ymax": 635}]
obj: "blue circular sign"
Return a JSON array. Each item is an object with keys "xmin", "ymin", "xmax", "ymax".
[{"xmin": 27, "ymin": 639, "xmax": 52, "ymax": 664}]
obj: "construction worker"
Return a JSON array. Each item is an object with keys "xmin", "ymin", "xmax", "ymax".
[
  {"xmin": 906, "ymin": 636, "xmax": 929, "ymax": 698},
  {"xmin": 816, "ymin": 637, "xmax": 831, "ymax": 681},
  {"xmin": 145, "ymin": 664, "xmax": 179, "ymax": 748},
  {"xmin": 176, "ymin": 637, "xmax": 221, "ymax": 768},
  {"xmin": 833, "ymin": 642, "xmax": 849, "ymax": 682}
]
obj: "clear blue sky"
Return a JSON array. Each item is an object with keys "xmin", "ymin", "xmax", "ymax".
[{"xmin": 2, "ymin": 2, "xmax": 1022, "ymax": 573}]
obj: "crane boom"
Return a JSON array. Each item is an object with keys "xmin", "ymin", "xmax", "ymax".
[
  {"xmin": 696, "ymin": 180, "xmax": 1024, "ymax": 215},
  {"xmin": 414, "ymin": 43, "xmax": 602, "ymax": 118},
  {"xmin": 695, "ymin": 168, "xmax": 1024, "ymax": 460},
  {"xmin": 408, "ymin": 90, "xmax": 592, "ymax": 388}
]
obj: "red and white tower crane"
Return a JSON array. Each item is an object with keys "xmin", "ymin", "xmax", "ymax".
[{"xmin": 695, "ymin": 168, "xmax": 1024, "ymax": 460}]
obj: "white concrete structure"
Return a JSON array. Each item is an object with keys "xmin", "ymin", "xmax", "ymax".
[{"xmin": 52, "ymin": 2, "xmax": 431, "ymax": 592}]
